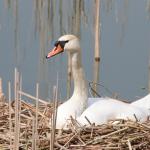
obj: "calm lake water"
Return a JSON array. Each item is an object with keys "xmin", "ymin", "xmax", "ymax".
[{"xmin": 0, "ymin": 0, "xmax": 150, "ymax": 101}]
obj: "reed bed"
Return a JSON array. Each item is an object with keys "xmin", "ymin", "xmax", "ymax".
[
  {"xmin": 0, "ymin": 94, "xmax": 150, "ymax": 150},
  {"xmin": 0, "ymin": 70, "xmax": 150, "ymax": 149}
]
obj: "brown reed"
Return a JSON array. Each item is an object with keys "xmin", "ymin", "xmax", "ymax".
[{"xmin": 0, "ymin": 70, "xmax": 149, "ymax": 149}]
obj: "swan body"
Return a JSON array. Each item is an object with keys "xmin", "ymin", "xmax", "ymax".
[
  {"xmin": 46, "ymin": 34, "xmax": 149, "ymax": 129},
  {"xmin": 131, "ymin": 94, "xmax": 150, "ymax": 110},
  {"xmin": 88, "ymin": 97, "xmax": 103, "ymax": 106},
  {"xmin": 77, "ymin": 98, "xmax": 125, "ymax": 125},
  {"xmin": 115, "ymin": 106, "xmax": 149, "ymax": 122},
  {"xmin": 78, "ymin": 98, "xmax": 149, "ymax": 126}
]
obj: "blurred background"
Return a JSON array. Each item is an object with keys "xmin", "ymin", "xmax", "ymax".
[{"xmin": 0, "ymin": 0, "xmax": 150, "ymax": 101}]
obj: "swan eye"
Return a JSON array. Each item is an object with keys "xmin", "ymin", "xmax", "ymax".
[
  {"xmin": 54, "ymin": 40, "xmax": 69, "ymax": 48},
  {"xmin": 54, "ymin": 41, "xmax": 59, "ymax": 47}
]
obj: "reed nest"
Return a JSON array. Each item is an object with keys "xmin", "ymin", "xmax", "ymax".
[{"xmin": 0, "ymin": 96, "xmax": 150, "ymax": 150}]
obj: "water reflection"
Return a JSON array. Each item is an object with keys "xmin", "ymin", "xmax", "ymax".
[{"xmin": 1, "ymin": 0, "xmax": 150, "ymax": 101}]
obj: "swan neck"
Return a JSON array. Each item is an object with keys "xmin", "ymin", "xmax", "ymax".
[{"xmin": 70, "ymin": 52, "xmax": 88, "ymax": 101}]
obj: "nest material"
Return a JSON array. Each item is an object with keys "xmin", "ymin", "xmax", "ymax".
[{"xmin": 0, "ymin": 98, "xmax": 150, "ymax": 150}]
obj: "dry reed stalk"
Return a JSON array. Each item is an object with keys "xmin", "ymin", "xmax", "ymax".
[
  {"xmin": 62, "ymin": 132, "xmax": 78, "ymax": 148},
  {"xmin": 93, "ymin": 0, "xmax": 100, "ymax": 96},
  {"xmin": 94, "ymin": 0, "xmax": 100, "ymax": 60},
  {"xmin": 35, "ymin": 83, "xmax": 39, "ymax": 149},
  {"xmin": 50, "ymin": 86, "xmax": 58, "ymax": 150},
  {"xmin": 18, "ymin": 73, "xmax": 22, "ymax": 148},
  {"xmin": 127, "ymin": 139, "xmax": 132, "ymax": 150},
  {"xmin": 50, "ymin": 73, "xmax": 59, "ymax": 150},
  {"xmin": 137, "ymin": 122, "xmax": 150, "ymax": 129},
  {"xmin": 8, "ymin": 81, "xmax": 12, "ymax": 150},
  {"xmin": 32, "ymin": 116, "xmax": 35, "ymax": 150},
  {"xmin": 20, "ymin": 100, "xmax": 47, "ymax": 118},
  {"xmin": 18, "ymin": 90, "xmax": 48, "ymax": 105},
  {"xmin": 55, "ymin": 141, "xmax": 69, "ymax": 150},
  {"xmin": 87, "ymin": 126, "xmax": 129, "ymax": 145},
  {"xmin": 0, "ymin": 78, "xmax": 4, "ymax": 98},
  {"xmin": 14, "ymin": 68, "xmax": 20, "ymax": 149},
  {"xmin": 84, "ymin": 116, "xmax": 92, "ymax": 125}
]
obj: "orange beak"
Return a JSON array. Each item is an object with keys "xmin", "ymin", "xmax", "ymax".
[{"xmin": 46, "ymin": 45, "xmax": 64, "ymax": 59}]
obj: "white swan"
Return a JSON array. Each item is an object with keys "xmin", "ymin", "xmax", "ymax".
[
  {"xmin": 46, "ymin": 34, "xmax": 149, "ymax": 129},
  {"xmin": 46, "ymin": 35, "xmax": 88, "ymax": 129}
]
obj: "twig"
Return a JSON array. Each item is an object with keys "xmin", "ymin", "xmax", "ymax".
[
  {"xmin": 62, "ymin": 133, "xmax": 78, "ymax": 148},
  {"xmin": 21, "ymin": 100, "xmax": 48, "ymax": 118},
  {"xmin": 87, "ymin": 127, "xmax": 129, "ymax": 144},
  {"xmin": 55, "ymin": 141, "xmax": 69, "ymax": 150},
  {"xmin": 18, "ymin": 90, "xmax": 48, "ymax": 105},
  {"xmin": 127, "ymin": 139, "xmax": 132, "ymax": 150},
  {"xmin": 85, "ymin": 116, "xmax": 92, "ymax": 125}
]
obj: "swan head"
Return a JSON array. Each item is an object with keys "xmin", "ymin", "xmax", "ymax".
[{"xmin": 46, "ymin": 34, "xmax": 80, "ymax": 58}]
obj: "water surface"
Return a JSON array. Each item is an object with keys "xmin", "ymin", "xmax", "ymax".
[{"xmin": 0, "ymin": 0, "xmax": 150, "ymax": 101}]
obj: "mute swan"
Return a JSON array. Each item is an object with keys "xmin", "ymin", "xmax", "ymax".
[
  {"xmin": 46, "ymin": 35, "xmax": 88, "ymax": 129},
  {"xmin": 46, "ymin": 34, "xmax": 149, "ymax": 129}
]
